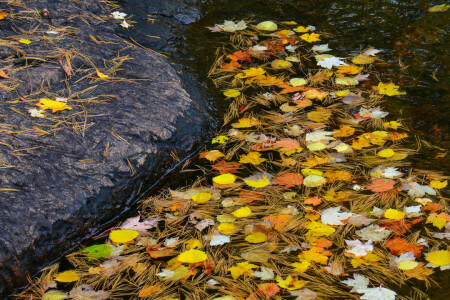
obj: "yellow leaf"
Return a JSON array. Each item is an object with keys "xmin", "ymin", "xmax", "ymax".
[
  {"xmin": 377, "ymin": 149, "xmax": 395, "ymax": 158},
  {"xmin": 280, "ymin": 21, "xmax": 297, "ymax": 25},
  {"xmin": 42, "ymin": 290, "xmax": 68, "ymax": 300},
  {"xmin": 110, "ymin": 229, "xmax": 139, "ymax": 244},
  {"xmin": 335, "ymin": 77, "xmax": 358, "ymax": 86},
  {"xmin": 236, "ymin": 67, "xmax": 265, "ymax": 78},
  {"xmin": 293, "ymin": 26, "xmax": 310, "ymax": 33},
  {"xmin": 336, "ymin": 65, "xmax": 363, "ymax": 75},
  {"xmin": 0, "ymin": 12, "xmax": 9, "ymax": 20},
  {"xmin": 307, "ymin": 107, "xmax": 331, "ymax": 122},
  {"xmin": 398, "ymin": 260, "xmax": 419, "ymax": 270},
  {"xmin": 217, "ymin": 214, "xmax": 236, "ymax": 223},
  {"xmin": 301, "ymin": 168, "xmax": 323, "ymax": 176},
  {"xmin": 383, "ymin": 121, "xmax": 402, "ymax": 130},
  {"xmin": 291, "ymin": 260, "xmax": 311, "ymax": 272},
  {"xmin": 300, "ymin": 33, "xmax": 320, "ymax": 42},
  {"xmin": 200, "ymin": 150, "xmax": 225, "ymax": 162},
  {"xmin": 303, "ymin": 175, "xmax": 326, "ymax": 187},
  {"xmin": 256, "ymin": 21, "xmax": 278, "ymax": 31},
  {"xmin": 96, "ymin": 69, "xmax": 110, "ymax": 79},
  {"xmin": 271, "ymin": 59, "xmax": 293, "ymax": 69},
  {"xmin": 239, "ymin": 152, "xmax": 266, "ymax": 165},
  {"xmin": 139, "ymin": 285, "xmax": 161, "ymax": 297},
  {"xmin": 276, "ymin": 275, "xmax": 308, "ymax": 290},
  {"xmin": 19, "ymin": 38, "xmax": 31, "ymax": 44},
  {"xmin": 218, "ymin": 223, "xmax": 237, "ymax": 234},
  {"xmin": 374, "ymin": 82, "xmax": 406, "ymax": 96},
  {"xmin": 307, "ymin": 142, "xmax": 327, "ymax": 151},
  {"xmin": 426, "ymin": 250, "xmax": 450, "ymax": 266},
  {"xmin": 228, "ymin": 261, "xmax": 258, "ymax": 279},
  {"xmin": 223, "ymin": 89, "xmax": 241, "ymax": 97},
  {"xmin": 428, "ymin": 4, "xmax": 449, "ymax": 12},
  {"xmin": 384, "ymin": 209, "xmax": 405, "ymax": 220},
  {"xmin": 304, "ymin": 89, "xmax": 328, "ymax": 100},
  {"xmin": 333, "ymin": 125, "xmax": 355, "ymax": 138},
  {"xmin": 191, "ymin": 192, "xmax": 212, "ymax": 203},
  {"xmin": 244, "ymin": 173, "xmax": 271, "ymax": 188},
  {"xmin": 429, "ymin": 180, "xmax": 447, "ymax": 189},
  {"xmin": 212, "ymin": 135, "xmax": 229, "ymax": 144},
  {"xmin": 213, "ymin": 173, "xmax": 236, "ymax": 185},
  {"xmin": 352, "ymin": 54, "xmax": 375, "ymax": 64},
  {"xmin": 290, "ymin": 78, "xmax": 308, "ymax": 86},
  {"xmin": 37, "ymin": 98, "xmax": 72, "ymax": 113},
  {"xmin": 185, "ymin": 239, "xmax": 203, "ymax": 249},
  {"xmin": 178, "ymin": 249, "xmax": 207, "ymax": 263},
  {"xmin": 336, "ymin": 89, "xmax": 350, "ymax": 97},
  {"xmin": 426, "ymin": 213, "xmax": 447, "ymax": 229},
  {"xmin": 231, "ymin": 117, "xmax": 259, "ymax": 128},
  {"xmin": 298, "ymin": 247, "xmax": 329, "ymax": 264},
  {"xmin": 245, "ymin": 232, "xmax": 267, "ymax": 243},
  {"xmin": 55, "ymin": 270, "xmax": 79, "ymax": 283},
  {"xmin": 232, "ymin": 206, "xmax": 252, "ymax": 218}
]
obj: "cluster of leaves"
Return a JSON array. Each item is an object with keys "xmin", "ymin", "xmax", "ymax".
[{"xmin": 16, "ymin": 19, "xmax": 449, "ymax": 300}]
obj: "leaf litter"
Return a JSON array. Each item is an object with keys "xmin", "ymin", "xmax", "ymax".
[{"xmin": 15, "ymin": 18, "xmax": 450, "ymax": 300}]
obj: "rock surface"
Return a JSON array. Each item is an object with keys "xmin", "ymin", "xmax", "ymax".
[{"xmin": 0, "ymin": 0, "xmax": 209, "ymax": 295}]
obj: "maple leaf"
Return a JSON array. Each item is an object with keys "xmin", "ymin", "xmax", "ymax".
[
  {"xmin": 37, "ymin": 98, "xmax": 72, "ymax": 113},
  {"xmin": 332, "ymin": 125, "xmax": 355, "ymax": 137},
  {"xmin": 200, "ymin": 150, "xmax": 225, "ymax": 162},
  {"xmin": 342, "ymin": 273, "xmax": 369, "ymax": 292},
  {"xmin": 120, "ymin": 216, "xmax": 160, "ymax": 235},
  {"xmin": 217, "ymin": 20, "xmax": 247, "ymax": 32},
  {"xmin": 356, "ymin": 224, "xmax": 391, "ymax": 241},
  {"xmin": 300, "ymin": 33, "xmax": 320, "ymax": 42},
  {"xmin": 276, "ymin": 275, "xmax": 308, "ymax": 290},
  {"xmin": 257, "ymin": 283, "xmax": 280, "ymax": 299},
  {"xmin": 252, "ymin": 266, "xmax": 275, "ymax": 280},
  {"xmin": 304, "ymin": 196, "xmax": 322, "ymax": 206},
  {"xmin": 373, "ymin": 82, "xmax": 406, "ymax": 96},
  {"xmin": 307, "ymin": 107, "xmax": 332, "ymax": 122},
  {"xmin": 289, "ymin": 288, "xmax": 318, "ymax": 300},
  {"xmin": 384, "ymin": 237, "xmax": 423, "ymax": 258},
  {"xmin": 228, "ymin": 261, "xmax": 258, "ymax": 279},
  {"xmin": 239, "ymin": 151, "xmax": 266, "ymax": 165},
  {"xmin": 366, "ymin": 179, "xmax": 396, "ymax": 192},
  {"xmin": 317, "ymin": 56, "xmax": 346, "ymax": 69},
  {"xmin": 273, "ymin": 138, "xmax": 301, "ymax": 153},
  {"xmin": 211, "ymin": 160, "xmax": 242, "ymax": 174},
  {"xmin": 404, "ymin": 263, "xmax": 434, "ymax": 280},
  {"xmin": 345, "ymin": 240, "xmax": 373, "ymax": 257},
  {"xmin": 273, "ymin": 173, "xmax": 303, "ymax": 188},
  {"xmin": 138, "ymin": 285, "xmax": 161, "ymax": 297},
  {"xmin": 298, "ymin": 247, "xmax": 331, "ymax": 264},
  {"xmin": 227, "ymin": 50, "xmax": 252, "ymax": 62},
  {"xmin": 323, "ymin": 170, "xmax": 352, "ymax": 182},
  {"xmin": 263, "ymin": 214, "xmax": 293, "ymax": 231},
  {"xmin": 321, "ymin": 206, "xmax": 353, "ymax": 225},
  {"xmin": 68, "ymin": 284, "xmax": 110, "ymax": 300},
  {"xmin": 244, "ymin": 172, "xmax": 272, "ymax": 188}
]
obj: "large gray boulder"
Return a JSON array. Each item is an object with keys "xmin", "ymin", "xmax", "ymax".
[{"xmin": 0, "ymin": 0, "xmax": 208, "ymax": 295}]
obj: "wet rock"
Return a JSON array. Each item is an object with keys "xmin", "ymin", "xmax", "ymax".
[{"xmin": 0, "ymin": 0, "xmax": 209, "ymax": 296}]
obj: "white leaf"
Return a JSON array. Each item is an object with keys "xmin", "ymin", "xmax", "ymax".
[
  {"xmin": 321, "ymin": 206, "xmax": 353, "ymax": 225},
  {"xmin": 121, "ymin": 216, "xmax": 160, "ymax": 235},
  {"xmin": 356, "ymin": 224, "xmax": 391, "ymax": 241},
  {"xmin": 195, "ymin": 219, "xmax": 215, "ymax": 231},
  {"xmin": 381, "ymin": 167, "xmax": 403, "ymax": 179},
  {"xmin": 306, "ymin": 130, "xmax": 335, "ymax": 142},
  {"xmin": 317, "ymin": 56, "xmax": 346, "ymax": 69},
  {"xmin": 164, "ymin": 237, "xmax": 179, "ymax": 248},
  {"xmin": 111, "ymin": 11, "xmax": 127, "ymax": 20},
  {"xmin": 120, "ymin": 20, "xmax": 131, "ymax": 28},
  {"xmin": 312, "ymin": 44, "xmax": 332, "ymax": 52},
  {"xmin": 217, "ymin": 20, "xmax": 247, "ymax": 32},
  {"xmin": 252, "ymin": 266, "xmax": 274, "ymax": 280},
  {"xmin": 363, "ymin": 48, "xmax": 383, "ymax": 56},
  {"xmin": 210, "ymin": 234, "xmax": 230, "ymax": 246},
  {"xmin": 359, "ymin": 287, "xmax": 397, "ymax": 300},
  {"xmin": 353, "ymin": 73, "xmax": 370, "ymax": 81},
  {"xmin": 345, "ymin": 239, "xmax": 373, "ymax": 257},
  {"xmin": 289, "ymin": 288, "xmax": 318, "ymax": 300},
  {"xmin": 156, "ymin": 269, "xmax": 175, "ymax": 278},
  {"xmin": 341, "ymin": 273, "xmax": 369, "ymax": 292}
]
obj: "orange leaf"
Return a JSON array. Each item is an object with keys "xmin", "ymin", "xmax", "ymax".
[
  {"xmin": 315, "ymin": 238, "xmax": 333, "ymax": 248},
  {"xmin": 323, "ymin": 170, "xmax": 352, "ymax": 182},
  {"xmin": 384, "ymin": 237, "xmax": 423, "ymax": 258},
  {"xmin": 280, "ymin": 86, "xmax": 313, "ymax": 94},
  {"xmin": 273, "ymin": 173, "xmax": 303, "ymax": 188},
  {"xmin": 263, "ymin": 214, "xmax": 293, "ymax": 231},
  {"xmin": 211, "ymin": 160, "xmax": 242, "ymax": 174},
  {"xmin": 304, "ymin": 196, "xmax": 322, "ymax": 206},
  {"xmin": 139, "ymin": 284, "xmax": 161, "ymax": 297},
  {"xmin": 379, "ymin": 219, "xmax": 411, "ymax": 235},
  {"xmin": 257, "ymin": 283, "xmax": 280, "ymax": 299},
  {"xmin": 239, "ymin": 190, "xmax": 265, "ymax": 203},
  {"xmin": 273, "ymin": 138, "xmax": 300, "ymax": 153},
  {"xmin": 222, "ymin": 60, "xmax": 241, "ymax": 71},
  {"xmin": 146, "ymin": 248, "xmax": 176, "ymax": 258},
  {"xmin": 227, "ymin": 50, "xmax": 252, "ymax": 62},
  {"xmin": 366, "ymin": 179, "xmax": 396, "ymax": 192}
]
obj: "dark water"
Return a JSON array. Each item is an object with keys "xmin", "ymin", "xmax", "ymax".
[{"xmin": 118, "ymin": 0, "xmax": 450, "ymax": 298}]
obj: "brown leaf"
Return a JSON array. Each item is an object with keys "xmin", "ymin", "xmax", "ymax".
[
  {"xmin": 404, "ymin": 263, "xmax": 434, "ymax": 280},
  {"xmin": 273, "ymin": 173, "xmax": 303, "ymax": 188},
  {"xmin": 239, "ymin": 190, "xmax": 265, "ymax": 203}
]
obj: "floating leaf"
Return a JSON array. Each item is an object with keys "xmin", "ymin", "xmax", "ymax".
[
  {"xmin": 191, "ymin": 192, "xmax": 212, "ymax": 203},
  {"xmin": 223, "ymin": 89, "xmax": 241, "ymax": 97},
  {"xmin": 256, "ymin": 21, "xmax": 278, "ymax": 31},
  {"xmin": 245, "ymin": 232, "xmax": 267, "ymax": 243},
  {"xmin": 110, "ymin": 229, "xmax": 139, "ymax": 244},
  {"xmin": 426, "ymin": 250, "xmax": 450, "ymax": 267},
  {"xmin": 213, "ymin": 173, "xmax": 236, "ymax": 185},
  {"xmin": 55, "ymin": 270, "xmax": 79, "ymax": 283},
  {"xmin": 178, "ymin": 249, "xmax": 207, "ymax": 263}
]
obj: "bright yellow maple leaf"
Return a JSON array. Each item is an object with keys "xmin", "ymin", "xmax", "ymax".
[
  {"xmin": 212, "ymin": 135, "xmax": 229, "ymax": 144},
  {"xmin": 231, "ymin": 117, "xmax": 259, "ymax": 128},
  {"xmin": 291, "ymin": 260, "xmax": 311, "ymax": 273},
  {"xmin": 298, "ymin": 247, "xmax": 330, "ymax": 265},
  {"xmin": 236, "ymin": 67, "xmax": 266, "ymax": 78},
  {"xmin": 239, "ymin": 152, "xmax": 266, "ymax": 165},
  {"xmin": 429, "ymin": 180, "xmax": 447, "ymax": 189},
  {"xmin": 300, "ymin": 33, "xmax": 320, "ymax": 42},
  {"xmin": 200, "ymin": 150, "xmax": 225, "ymax": 162},
  {"xmin": 276, "ymin": 275, "xmax": 308, "ymax": 290},
  {"xmin": 374, "ymin": 82, "xmax": 406, "ymax": 96},
  {"xmin": 293, "ymin": 25, "xmax": 310, "ymax": 33},
  {"xmin": 228, "ymin": 261, "xmax": 258, "ymax": 279},
  {"xmin": 336, "ymin": 64, "xmax": 363, "ymax": 75},
  {"xmin": 332, "ymin": 125, "xmax": 355, "ymax": 138},
  {"xmin": 178, "ymin": 249, "xmax": 207, "ymax": 263},
  {"xmin": 426, "ymin": 213, "xmax": 447, "ymax": 229},
  {"xmin": 37, "ymin": 98, "xmax": 72, "ymax": 113}
]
